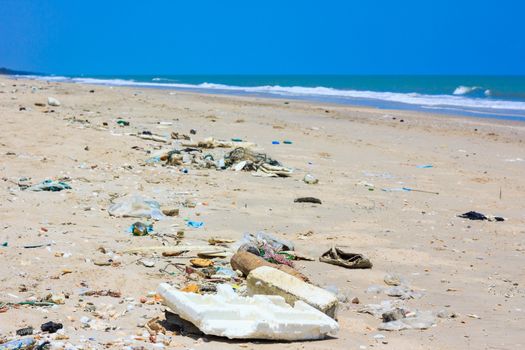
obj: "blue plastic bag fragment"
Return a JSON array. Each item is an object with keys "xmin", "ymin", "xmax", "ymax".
[{"xmin": 187, "ymin": 220, "xmax": 204, "ymax": 228}]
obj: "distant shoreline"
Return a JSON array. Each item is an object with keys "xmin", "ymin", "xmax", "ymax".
[{"xmin": 7, "ymin": 72, "xmax": 525, "ymax": 123}]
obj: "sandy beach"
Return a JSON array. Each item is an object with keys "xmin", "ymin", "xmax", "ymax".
[{"xmin": 1, "ymin": 75, "xmax": 524, "ymax": 349}]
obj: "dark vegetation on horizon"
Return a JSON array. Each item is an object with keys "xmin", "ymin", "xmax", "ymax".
[{"xmin": 0, "ymin": 67, "xmax": 38, "ymax": 76}]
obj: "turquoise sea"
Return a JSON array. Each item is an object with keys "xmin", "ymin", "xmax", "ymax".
[{"xmin": 19, "ymin": 74, "xmax": 525, "ymax": 121}]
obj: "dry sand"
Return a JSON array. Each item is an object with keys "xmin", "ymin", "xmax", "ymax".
[{"xmin": 0, "ymin": 75, "xmax": 524, "ymax": 349}]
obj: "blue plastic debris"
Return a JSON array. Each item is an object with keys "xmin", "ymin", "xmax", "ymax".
[
  {"xmin": 283, "ymin": 140, "xmax": 293, "ymax": 144},
  {"xmin": 26, "ymin": 179, "xmax": 71, "ymax": 192},
  {"xmin": 272, "ymin": 141, "xmax": 280, "ymax": 145},
  {"xmin": 0, "ymin": 337, "xmax": 36, "ymax": 350},
  {"xmin": 416, "ymin": 164, "xmax": 433, "ymax": 168},
  {"xmin": 187, "ymin": 221, "xmax": 204, "ymax": 228}
]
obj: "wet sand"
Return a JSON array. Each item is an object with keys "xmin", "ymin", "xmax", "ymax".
[{"xmin": 1, "ymin": 76, "xmax": 524, "ymax": 349}]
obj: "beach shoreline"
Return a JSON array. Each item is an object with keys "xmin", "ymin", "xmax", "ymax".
[{"xmin": 1, "ymin": 75, "xmax": 524, "ymax": 349}]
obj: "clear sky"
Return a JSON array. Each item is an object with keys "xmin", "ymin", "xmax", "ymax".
[{"xmin": 1, "ymin": 0, "xmax": 524, "ymax": 75}]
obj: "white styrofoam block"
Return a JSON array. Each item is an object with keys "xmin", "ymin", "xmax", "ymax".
[
  {"xmin": 157, "ymin": 283, "xmax": 339, "ymax": 340},
  {"xmin": 247, "ymin": 266, "xmax": 339, "ymax": 318}
]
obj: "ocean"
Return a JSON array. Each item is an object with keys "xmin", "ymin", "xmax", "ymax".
[{"xmin": 18, "ymin": 74, "xmax": 525, "ymax": 121}]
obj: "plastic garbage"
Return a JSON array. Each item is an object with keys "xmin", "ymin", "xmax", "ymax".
[
  {"xmin": 458, "ymin": 211, "xmax": 505, "ymax": 221},
  {"xmin": 41, "ymin": 321, "xmax": 63, "ymax": 333},
  {"xmin": 303, "ymin": 174, "xmax": 319, "ymax": 184},
  {"xmin": 116, "ymin": 119, "xmax": 129, "ymax": 126},
  {"xmin": 283, "ymin": 140, "xmax": 293, "ymax": 144},
  {"xmin": 158, "ymin": 283, "xmax": 338, "ymax": 340},
  {"xmin": 108, "ymin": 195, "xmax": 165, "ymax": 220},
  {"xmin": 234, "ymin": 232, "xmax": 295, "ymax": 252},
  {"xmin": 416, "ymin": 164, "xmax": 433, "ymax": 168},
  {"xmin": 187, "ymin": 220, "xmax": 204, "ymax": 228},
  {"xmin": 25, "ymin": 179, "xmax": 71, "ymax": 192},
  {"xmin": 215, "ymin": 267, "xmax": 237, "ymax": 278},
  {"xmin": 272, "ymin": 141, "xmax": 280, "ymax": 145},
  {"xmin": 128, "ymin": 222, "xmax": 153, "ymax": 236},
  {"xmin": 0, "ymin": 338, "xmax": 36, "ymax": 350},
  {"xmin": 378, "ymin": 311, "xmax": 437, "ymax": 331}
]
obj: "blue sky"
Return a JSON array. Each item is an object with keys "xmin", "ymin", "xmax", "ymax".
[{"xmin": 1, "ymin": 0, "xmax": 524, "ymax": 75}]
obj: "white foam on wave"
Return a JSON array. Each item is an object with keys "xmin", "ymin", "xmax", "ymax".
[
  {"xmin": 21, "ymin": 75, "xmax": 525, "ymax": 112},
  {"xmin": 453, "ymin": 85, "xmax": 481, "ymax": 95}
]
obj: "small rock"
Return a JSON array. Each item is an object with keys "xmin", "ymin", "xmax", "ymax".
[
  {"xmin": 141, "ymin": 259, "xmax": 155, "ymax": 268},
  {"xmin": 47, "ymin": 97, "xmax": 61, "ymax": 106},
  {"xmin": 162, "ymin": 208, "xmax": 179, "ymax": 217},
  {"xmin": 384, "ymin": 273, "xmax": 403, "ymax": 286},
  {"xmin": 351, "ymin": 297, "xmax": 360, "ymax": 304}
]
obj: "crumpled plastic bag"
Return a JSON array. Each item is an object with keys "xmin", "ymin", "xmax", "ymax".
[
  {"xmin": 108, "ymin": 195, "xmax": 165, "ymax": 220},
  {"xmin": 378, "ymin": 310, "xmax": 437, "ymax": 331},
  {"xmin": 25, "ymin": 179, "xmax": 71, "ymax": 192},
  {"xmin": 233, "ymin": 232, "xmax": 295, "ymax": 252}
]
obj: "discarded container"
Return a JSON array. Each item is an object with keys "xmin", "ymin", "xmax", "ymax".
[
  {"xmin": 108, "ymin": 195, "xmax": 165, "ymax": 220},
  {"xmin": 272, "ymin": 141, "xmax": 280, "ymax": 145},
  {"xmin": 128, "ymin": 222, "xmax": 153, "ymax": 236},
  {"xmin": 247, "ymin": 266, "xmax": 339, "ymax": 318},
  {"xmin": 283, "ymin": 140, "xmax": 293, "ymax": 144},
  {"xmin": 157, "ymin": 283, "xmax": 338, "ymax": 340},
  {"xmin": 0, "ymin": 338, "xmax": 36, "ymax": 350}
]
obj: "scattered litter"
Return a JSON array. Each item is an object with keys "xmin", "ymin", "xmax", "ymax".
[
  {"xmin": 41, "ymin": 321, "xmax": 63, "ymax": 333},
  {"xmin": 108, "ymin": 195, "xmax": 165, "ymax": 220},
  {"xmin": 416, "ymin": 164, "xmax": 433, "ymax": 168},
  {"xmin": 303, "ymin": 174, "xmax": 319, "ymax": 184},
  {"xmin": 15, "ymin": 327, "xmax": 33, "ymax": 336},
  {"xmin": 116, "ymin": 119, "xmax": 129, "ymax": 126},
  {"xmin": 294, "ymin": 197, "xmax": 322, "ymax": 204},
  {"xmin": 128, "ymin": 221, "xmax": 153, "ymax": 236},
  {"xmin": 247, "ymin": 266, "xmax": 338, "ymax": 318},
  {"xmin": 187, "ymin": 220, "xmax": 204, "ymax": 228},
  {"xmin": 158, "ymin": 282, "xmax": 338, "ymax": 340},
  {"xmin": 0, "ymin": 338, "xmax": 36, "ymax": 350},
  {"xmin": 458, "ymin": 211, "xmax": 505, "ymax": 221},
  {"xmin": 23, "ymin": 179, "xmax": 71, "ymax": 192},
  {"xmin": 382, "ymin": 187, "xmax": 439, "ymax": 195},
  {"xmin": 320, "ymin": 247, "xmax": 372, "ymax": 269},
  {"xmin": 231, "ymin": 251, "xmax": 308, "ymax": 281},
  {"xmin": 378, "ymin": 311, "xmax": 436, "ymax": 331}
]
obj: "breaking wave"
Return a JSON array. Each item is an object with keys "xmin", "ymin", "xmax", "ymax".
[{"xmin": 20, "ymin": 75, "xmax": 525, "ymax": 113}]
